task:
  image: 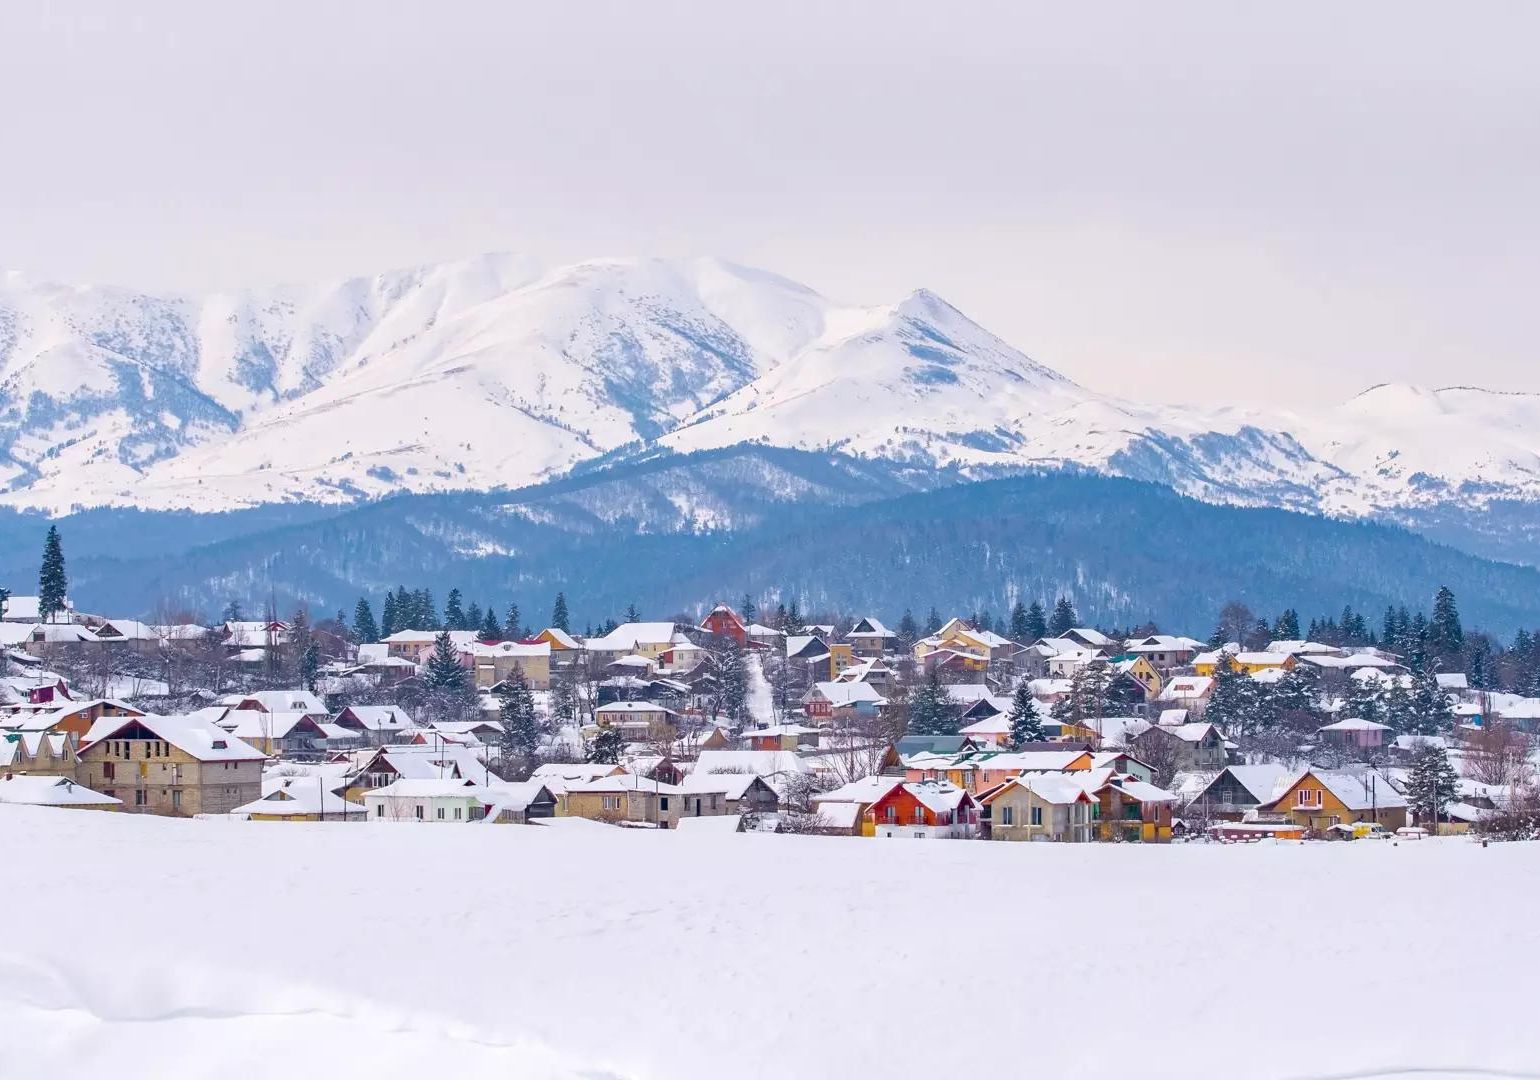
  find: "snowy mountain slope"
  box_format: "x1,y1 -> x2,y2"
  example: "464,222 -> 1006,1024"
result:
2,255 -> 1539,540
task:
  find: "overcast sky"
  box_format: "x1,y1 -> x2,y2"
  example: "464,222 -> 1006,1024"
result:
1,1 -> 1535,406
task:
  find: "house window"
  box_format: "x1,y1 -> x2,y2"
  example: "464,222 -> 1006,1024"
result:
1296,788 -> 1321,808
914,832 -> 925,839
376,805 -> 384,817
415,806 -> 424,820
171,789 -> 182,809
436,807 -> 445,820
134,789 -> 147,806
884,805 -> 896,823
1000,806 -> 1014,826
103,762 -> 115,780
1030,806 -> 1043,826
660,797 -> 669,811
912,806 -> 924,824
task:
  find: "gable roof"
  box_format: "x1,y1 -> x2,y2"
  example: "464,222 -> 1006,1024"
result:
80,713 -> 267,762
0,774 -> 120,806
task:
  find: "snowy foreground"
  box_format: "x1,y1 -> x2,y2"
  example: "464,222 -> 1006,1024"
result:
3,809 -> 1537,1080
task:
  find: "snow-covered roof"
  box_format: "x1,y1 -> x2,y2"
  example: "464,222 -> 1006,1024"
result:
80,713 -> 267,762
981,773 -> 1091,806
595,700 -> 677,715
1319,717 -> 1393,732
1157,676 -> 1213,701
466,640 -> 551,658
813,801 -> 863,829
231,777 -> 365,817
1276,768 -> 1407,811
693,749 -> 811,778
808,681 -> 887,707
0,774 -> 119,806
569,772 -> 683,795
539,627 -> 582,649
585,622 -> 678,651
1195,764 -> 1296,805
1435,673 -> 1470,690
337,705 -> 415,731
677,772 -> 766,799
364,778 -> 482,798
813,775 -> 905,805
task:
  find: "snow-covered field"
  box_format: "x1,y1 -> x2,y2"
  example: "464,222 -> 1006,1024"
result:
3,806 -> 1536,1080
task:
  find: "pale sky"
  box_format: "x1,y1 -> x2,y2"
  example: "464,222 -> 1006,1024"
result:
1,1 -> 1536,407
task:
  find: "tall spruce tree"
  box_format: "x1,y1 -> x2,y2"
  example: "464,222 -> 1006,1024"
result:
1006,682 -> 1044,748
443,589 -> 467,631
1024,600 -> 1048,641
380,592 -> 398,637
551,592 -> 570,633
352,598 -> 379,644
38,526 -> 67,622
497,667 -> 540,773
897,609 -> 919,647
1273,608 -> 1301,640
299,642 -> 321,692
1408,668 -> 1454,736
423,631 -> 469,693
1202,657 -> 1255,736
905,668 -> 958,737
479,607 -> 503,640
1429,586 -> 1464,658
505,602 -> 524,640
1381,678 -> 1415,734
741,594 -> 757,623
1009,600 -> 1031,642
924,607 -> 942,635
1406,742 -> 1459,827
1048,596 -> 1077,637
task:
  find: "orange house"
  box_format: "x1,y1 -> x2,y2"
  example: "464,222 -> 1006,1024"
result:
1262,768 -> 1408,833
866,782 -> 979,839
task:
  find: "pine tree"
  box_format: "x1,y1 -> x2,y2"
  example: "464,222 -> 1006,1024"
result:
506,602 -> 524,639
741,594 -> 757,624
586,725 -> 625,764
1406,742 -> 1459,827
352,598 -> 379,644
711,638 -> 748,724
898,609 -> 919,647
479,607 -> 503,640
551,592 -> 570,633
1430,585 -> 1464,658
1408,668 -> 1453,736
1024,601 -> 1048,641
1006,682 -> 1044,748
1203,658 -> 1255,736
787,598 -> 804,633
905,668 -> 957,737
497,667 -> 540,772
380,592 -> 398,637
550,667 -> 579,726
1048,596 -> 1077,637
1344,677 -> 1384,726
221,599 -> 244,623
416,589 -> 439,630
1381,678 -> 1415,735
1273,608 -> 1301,640
444,589 -> 467,631
299,642 -> 321,692
423,631 -> 469,693
924,607 -> 942,635
38,526 -> 68,622
1009,600 -> 1031,642
624,602 -> 641,623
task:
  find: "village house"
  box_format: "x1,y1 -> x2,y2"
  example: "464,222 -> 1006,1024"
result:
90,619 -> 165,655
1185,764 -> 1295,821
1261,767 -> 1408,833
363,777 -> 496,822
978,774 -> 1094,842
676,772 -> 779,818
233,775 -> 367,821
0,730 -> 81,780
699,604 -> 749,645
846,617 -> 897,658
1316,717 -> 1393,752
594,700 -> 680,741
585,622 -> 683,663
333,705 -> 417,745
866,780 -> 979,839
76,713 -> 265,816
562,772 -> 686,827
1130,721 -> 1230,772
802,680 -> 888,724
465,640 -> 552,690
1121,634 -> 1204,672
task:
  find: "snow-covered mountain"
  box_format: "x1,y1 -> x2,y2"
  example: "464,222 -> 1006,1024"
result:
3,255 -> 1538,536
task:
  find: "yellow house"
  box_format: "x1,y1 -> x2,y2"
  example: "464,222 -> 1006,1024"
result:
1230,652 -> 1296,675
1111,655 -> 1164,697
1262,768 -> 1408,833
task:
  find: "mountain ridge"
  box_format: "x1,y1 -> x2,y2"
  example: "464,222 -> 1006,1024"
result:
3,253 -> 1539,568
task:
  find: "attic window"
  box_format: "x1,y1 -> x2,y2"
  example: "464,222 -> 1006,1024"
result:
212,739 -> 228,749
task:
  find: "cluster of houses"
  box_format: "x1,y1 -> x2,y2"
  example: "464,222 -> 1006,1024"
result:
1,601 -> 1533,842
